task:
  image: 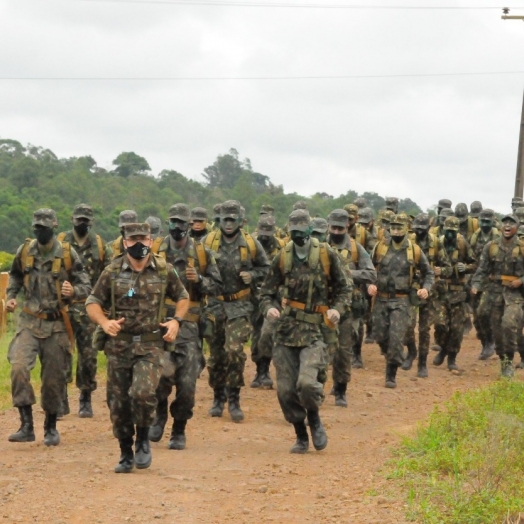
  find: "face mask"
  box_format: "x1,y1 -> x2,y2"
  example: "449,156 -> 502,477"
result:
191,229 -> 207,240
33,227 -> 54,245
391,234 -> 405,244
170,228 -> 187,241
445,230 -> 458,242
330,233 -> 345,244
74,223 -> 90,237
126,242 -> 151,260
480,221 -> 492,234
291,231 -> 309,247
258,235 -> 271,247
414,228 -> 428,241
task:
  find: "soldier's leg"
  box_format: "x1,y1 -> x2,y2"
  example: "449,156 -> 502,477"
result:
446,301 -> 466,370
8,329 -> 39,408
474,292 -> 495,359
255,318 -> 276,388
401,306 -> 417,371
500,302 -> 523,377
250,311 -> 266,387
372,299 -> 389,357
352,318 -> 365,368
332,315 -> 353,407
417,302 -> 431,378
385,300 -> 410,388
149,351 -> 176,442
207,309 -> 228,388
432,299 -> 449,366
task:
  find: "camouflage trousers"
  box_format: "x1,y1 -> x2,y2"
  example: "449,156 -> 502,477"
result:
479,293 -> 523,359
433,298 -> 466,354
273,340 -> 327,423
250,311 -> 275,363
372,298 -> 411,366
105,339 -> 163,440
332,315 -> 357,385
155,339 -> 201,421
207,313 -> 252,389
8,328 -> 71,413
471,292 -> 493,347
70,307 -> 98,392
405,300 -> 433,356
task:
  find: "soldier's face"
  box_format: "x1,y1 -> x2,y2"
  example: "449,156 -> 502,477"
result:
124,235 -> 152,248
347,216 -> 356,227
221,217 -> 240,236
502,220 -> 517,239
329,225 -> 348,235
192,219 -> 206,232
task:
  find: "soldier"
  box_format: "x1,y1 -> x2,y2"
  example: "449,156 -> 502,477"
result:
469,209 -> 501,359
511,197 -> 524,213
310,217 -> 328,242
212,204 -> 222,231
471,214 -> 524,378
260,209 -> 351,453
86,222 -> 189,473
204,201 -> 269,422
432,217 -> 477,370
343,204 -> 376,253
6,209 -> 91,446
249,215 -> 286,388
405,214 -> 451,377
145,216 -> 163,240
470,201 -> 483,219
358,208 -> 378,245
354,197 -> 367,210
429,207 -> 454,238
104,210 -> 138,266
189,207 -> 210,243
515,207 -> 524,227
368,214 -> 434,388
148,205 -> 223,449
455,203 -> 479,242
327,209 -> 376,403
430,198 -> 452,227
57,204 -> 105,418
377,209 -> 394,242
384,197 -> 399,214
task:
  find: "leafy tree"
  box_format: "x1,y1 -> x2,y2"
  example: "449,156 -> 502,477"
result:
111,152 -> 151,178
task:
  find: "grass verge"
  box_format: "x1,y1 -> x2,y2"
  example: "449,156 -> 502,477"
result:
389,379 -> 524,523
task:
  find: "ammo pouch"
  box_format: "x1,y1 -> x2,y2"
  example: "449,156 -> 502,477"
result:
93,324 -> 109,352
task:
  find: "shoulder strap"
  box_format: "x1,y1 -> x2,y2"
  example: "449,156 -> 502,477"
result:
21,238 -> 36,289
318,242 -> 331,279
489,241 -> 498,260
375,240 -> 389,264
57,232 -> 67,243
355,224 -> 366,247
349,238 -> 358,264
279,241 -> 294,276
276,236 -> 286,249
240,230 -> 257,263
428,233 -> 438,260
195,241 -> 207,274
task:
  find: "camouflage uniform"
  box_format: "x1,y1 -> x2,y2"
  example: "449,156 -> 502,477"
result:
7,209 -> 91,446
145,216 -> 163,239
514,207 -> 524,227
432,217 -> 477,370
429,207 -> 454,237
104,210 -> 138,267
189,207 -> 210,243
260,210 -> 351,453
429,198 -> 452,228
471,214 -> 524,377
455,203 -> 479,243
344,204 -> 376,253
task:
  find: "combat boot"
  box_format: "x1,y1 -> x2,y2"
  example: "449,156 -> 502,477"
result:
78,390 -> 93,418
227,388 -> 244,423
306,410 -> 328,451
447,352 -> 459,371
259,358 -> 274,389
250,361 -> 263,388
148,398 -> 168,442
209,386 -> 227,417
401,341 -> 417,371
478,343 -> 495,361
8,405 -> 35,443
290,421 -> 309,454
501,358 -> 515,379
43,413 -> 60,446
334,382 -> 348,408
352,345 -> 364,369
134,426 -> 152,469
417,353 -> 428,378
430,344 -> 441,352
168,420 -> 187,450
433,348 -> 447,366
385,363 -> 398,389
114,437 -> 134,473
57,387 -> 70,420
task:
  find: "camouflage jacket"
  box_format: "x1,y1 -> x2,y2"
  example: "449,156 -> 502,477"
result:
103,236 -> 125,268
411,233 -> 453,277
7,238 -> 92,337
86,254 -> 189,335
471,235 -> 524,304
469,227 -> 501,259
260,242 -> 352,347
348,223 -> 375,253
252,234 -> 285,263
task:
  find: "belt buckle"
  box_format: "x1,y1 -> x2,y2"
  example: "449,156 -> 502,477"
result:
132,335 -> 141,343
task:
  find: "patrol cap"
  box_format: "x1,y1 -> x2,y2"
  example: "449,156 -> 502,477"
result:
381,209 -> 395,223
124,222 -> 151,239
501,214 -> 518,224
390,214 -> 408,227
343,204 -> 359,218
213,203 -> 222,219
413,213 -> 430,228
439,208 -> 454,218
72,203 -> 94,220
357,207 -> 374,224
32,208 -> 58,228
444,216 -> 460,231
438,199 -> 452,209
221,200 -> 242,219
118,210 -> 138,227
292,200 -> 308,211
354,197 -> 367,209
311,217 -> 328,233
145,216 -> 162,234
455,203 -> 468,222
259,204 -> 275,215
479,208 -> 495,220
168,203 -> 190,221
190,207 -> 208,221
328,209 -> 349,227
288,209 -> 311,232
257,215 -> 276,235
470,201 -> 483,217
385,196 -> 399,209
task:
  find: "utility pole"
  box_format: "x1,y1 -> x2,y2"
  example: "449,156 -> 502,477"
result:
502,8 -> 524,197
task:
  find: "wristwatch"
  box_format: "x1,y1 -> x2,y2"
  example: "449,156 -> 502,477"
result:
174,316 -> 184,324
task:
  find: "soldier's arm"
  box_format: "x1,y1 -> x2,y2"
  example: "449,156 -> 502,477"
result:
470,243 -> 492,291
418,251 -> 435,292
199,249 -> 224,297
6,245 -> 25,301
69,247 -> 92,300
259,254 -> 284,316
328,248 -> 352,314
436,240 -> 453,278
351,243 -> 377,285
248,238 -> 270,282
464,242 -> 478,274
166,264 -> 190,319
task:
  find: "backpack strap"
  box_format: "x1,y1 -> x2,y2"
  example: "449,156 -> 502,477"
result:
350,238 -> 358,264
194,241 -> 208,275
355,224 -> 366,247
151,236 -> 163,255
153,254 -> 168,324
21,238 -> 36,290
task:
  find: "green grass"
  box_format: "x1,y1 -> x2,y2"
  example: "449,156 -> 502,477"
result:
389,380 -> 524,524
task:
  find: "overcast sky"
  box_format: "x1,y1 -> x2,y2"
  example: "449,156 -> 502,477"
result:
0,0 -> 523,213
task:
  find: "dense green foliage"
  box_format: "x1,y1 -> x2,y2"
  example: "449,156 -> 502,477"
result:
390,380 -> 524,523
0,139 -> 423,253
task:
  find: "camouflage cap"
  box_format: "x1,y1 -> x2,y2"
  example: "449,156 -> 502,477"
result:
515,207 -> 524,218
124,222 -> 151,239
353,197 -> 367,209
413,213 -> 430,228
501,213 -> 518,224
190,207 -> 208,221
32,208 -> 58,228
311,217 -> 328,233
390,214 -> 408,227
145,216 -> 162,234
168,203 -> 190,221
381,209 -> 395,223
343,204 -> 359,217
257,215 -> 276,235
213,203 -> 222,218
357,207 -> 374,224
328,209 -> 349,227
72,203 -> 94,220
439,208 -> 454,218
292,200 -> 308,211
118,210 -> 138,227
479,208 -> 495,220
438,199 -> 452,209
385,196 -> 399,207
455,203 -> 468,222
288,209 -> 311,232
444,216 -> 460,231
259,204 -> 275,215
221,200 -> 242,219
470,200 -> 483,217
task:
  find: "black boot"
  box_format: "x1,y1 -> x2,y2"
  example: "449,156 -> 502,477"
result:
8,406 -> 35,443
479,343 -> 495,361
447,352 -> 459,371
306,410 -> 328,451
43,413 -> 60,446
433,348 -> 447,366
352,345 -> 364,369
227,388 -> 244,423
501,355 -> 515,379
334,382 -> 348,408
250,361 -> 263,388
401,342 -> 417,371
417,353 -> 428,378
431,344 -> 441,352
148,398 -> 168,442
114,437 -> 134,473
168,420 -> 187,450
78,390 -> 93,418
134,426 -> 152,469
290,421 -> 309,454
58,387 -> 70,420
259,358 -> 274,389
209,387 -> 227,417
385,363 -> 397,388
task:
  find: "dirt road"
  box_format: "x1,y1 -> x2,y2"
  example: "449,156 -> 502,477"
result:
0,333 -> 501,523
